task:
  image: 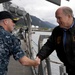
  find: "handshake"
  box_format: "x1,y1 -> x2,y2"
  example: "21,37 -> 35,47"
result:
21,56 -> 41,67
33,57 -> 41,67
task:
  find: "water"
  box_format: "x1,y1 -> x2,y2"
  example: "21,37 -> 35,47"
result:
31,31 -> 62,75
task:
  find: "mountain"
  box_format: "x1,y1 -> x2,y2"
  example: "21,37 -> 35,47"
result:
31,15 -> 56,28
16,15 -> 56,28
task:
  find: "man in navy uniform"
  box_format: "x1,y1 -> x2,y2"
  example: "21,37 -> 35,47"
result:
0,11 -> 38,75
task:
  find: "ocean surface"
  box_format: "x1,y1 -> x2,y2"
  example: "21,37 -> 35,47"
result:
31,31 -> 63,75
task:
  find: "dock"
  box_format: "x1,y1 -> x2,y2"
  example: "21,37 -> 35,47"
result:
7,40 -> 33,75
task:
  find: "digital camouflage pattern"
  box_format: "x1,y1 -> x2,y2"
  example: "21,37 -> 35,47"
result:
0,26 -> 25,75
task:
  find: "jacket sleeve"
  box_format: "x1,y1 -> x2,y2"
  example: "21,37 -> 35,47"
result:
37,33 -> 55,61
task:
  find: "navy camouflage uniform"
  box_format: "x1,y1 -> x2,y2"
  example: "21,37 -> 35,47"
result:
0,26 -> 25,75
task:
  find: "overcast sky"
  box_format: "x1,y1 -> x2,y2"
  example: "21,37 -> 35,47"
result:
1,0 -> 75,25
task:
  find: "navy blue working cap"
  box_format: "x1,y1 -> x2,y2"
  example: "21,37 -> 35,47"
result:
0,11 -> 19,23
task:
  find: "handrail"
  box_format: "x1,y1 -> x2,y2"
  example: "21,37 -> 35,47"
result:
38,35 -> 52,75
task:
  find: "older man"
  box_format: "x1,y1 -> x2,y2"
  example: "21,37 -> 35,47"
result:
0,11 -> 39,75
36,6 -> 75,75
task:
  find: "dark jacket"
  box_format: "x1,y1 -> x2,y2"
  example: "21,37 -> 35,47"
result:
37,19 -> 75,68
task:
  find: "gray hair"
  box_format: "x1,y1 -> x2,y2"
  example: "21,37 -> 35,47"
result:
62,6 -> 74,17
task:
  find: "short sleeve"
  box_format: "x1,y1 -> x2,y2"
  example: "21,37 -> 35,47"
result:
9,35 -> 25,60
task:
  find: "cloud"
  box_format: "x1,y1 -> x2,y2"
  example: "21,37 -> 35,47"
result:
0,4 -> 4,11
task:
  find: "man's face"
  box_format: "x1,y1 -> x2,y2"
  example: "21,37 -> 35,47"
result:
55,9 -> 70,29
5,19 -> 15,32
